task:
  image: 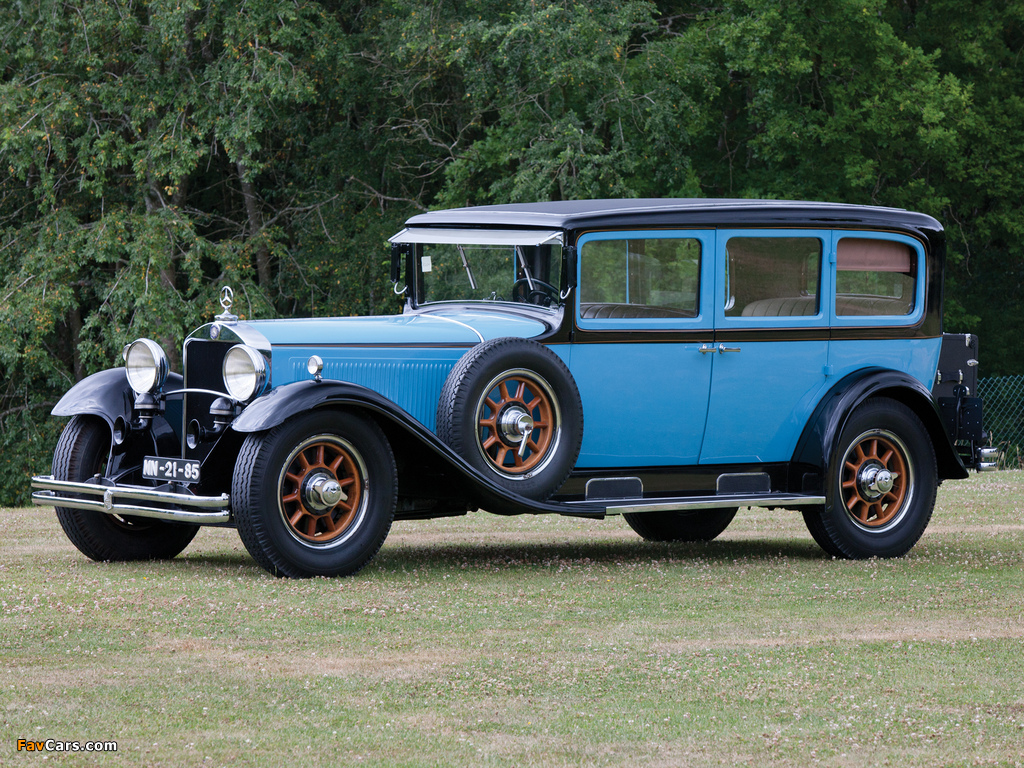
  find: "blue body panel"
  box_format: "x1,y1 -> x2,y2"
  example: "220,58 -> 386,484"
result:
275,347 -> 464,432
242,309 -> 551,431
700,229 -> 831,462
700,341 -> 831,463
571,343 -> 713,467
828,338 -> 942,392
565,226 -> 941,468
248,310 -> 549,347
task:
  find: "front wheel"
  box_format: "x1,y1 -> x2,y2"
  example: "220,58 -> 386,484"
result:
232,410 -> 397,578
53,415 -> 200,562
815,397 -> 937,559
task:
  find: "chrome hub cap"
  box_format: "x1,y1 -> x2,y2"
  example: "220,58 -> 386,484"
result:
857,464 -> 897,501
840,429 -> 912,532
277,434 -> 367,546
302,473 -> 345,515
498,406 -> 534,445
475,368 -> 561,477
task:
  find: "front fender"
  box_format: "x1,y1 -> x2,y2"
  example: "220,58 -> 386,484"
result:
52,368 -> 137,426
231,379 -> 391,433
792,368 -> 967,481
231,380 -> 603,518
51,368 -> 184,455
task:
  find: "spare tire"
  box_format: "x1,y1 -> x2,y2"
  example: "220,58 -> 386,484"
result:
436,337 -> 583,499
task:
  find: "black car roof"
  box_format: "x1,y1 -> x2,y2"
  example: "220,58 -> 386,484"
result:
405,198 -> 942,236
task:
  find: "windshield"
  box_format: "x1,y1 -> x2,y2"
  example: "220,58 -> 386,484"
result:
415,241 -> 564,308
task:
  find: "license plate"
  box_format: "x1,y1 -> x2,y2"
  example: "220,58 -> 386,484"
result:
142,456 -> 201,485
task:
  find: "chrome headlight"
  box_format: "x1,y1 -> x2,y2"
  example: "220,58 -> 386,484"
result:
123,338 -> 169,394
223,344 -> 267,402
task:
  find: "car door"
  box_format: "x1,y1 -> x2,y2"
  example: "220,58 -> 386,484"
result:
698,229 -> 832,464
568,230 -> 715,468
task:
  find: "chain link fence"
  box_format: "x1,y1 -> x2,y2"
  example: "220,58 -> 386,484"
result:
979,375 -> 1024,468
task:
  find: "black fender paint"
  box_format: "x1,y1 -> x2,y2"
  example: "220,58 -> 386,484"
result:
792,368 -> 967,482
50,368 -> 184,458
230,379 -> 605,518
52,368 -> 142,426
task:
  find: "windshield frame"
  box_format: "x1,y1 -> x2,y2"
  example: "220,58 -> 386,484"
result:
389,228 -> 567,310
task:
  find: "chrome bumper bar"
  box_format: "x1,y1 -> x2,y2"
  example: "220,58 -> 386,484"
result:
31,476 -> 231,524
978,447 -> 1000,472
563,492 -> 827,516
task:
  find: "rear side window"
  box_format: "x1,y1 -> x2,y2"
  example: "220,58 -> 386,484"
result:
580,237 -> 701,318
835,238 -> 916,316
726,237 -> 822,318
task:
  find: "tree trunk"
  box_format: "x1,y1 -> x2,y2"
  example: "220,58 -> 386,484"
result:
237,161 -> 272,289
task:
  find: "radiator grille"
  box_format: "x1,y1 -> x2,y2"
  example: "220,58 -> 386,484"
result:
182,339 -> 234,459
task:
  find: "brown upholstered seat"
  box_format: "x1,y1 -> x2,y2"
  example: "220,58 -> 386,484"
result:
740,296 -> 819,317
739,295 -> 912,317
579,303 -> 697,319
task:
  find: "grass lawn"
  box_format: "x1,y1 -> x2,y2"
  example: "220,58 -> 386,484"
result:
3,471 -> 1024,767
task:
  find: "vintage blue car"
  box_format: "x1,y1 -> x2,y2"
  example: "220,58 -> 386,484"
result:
32,199 -> 997,577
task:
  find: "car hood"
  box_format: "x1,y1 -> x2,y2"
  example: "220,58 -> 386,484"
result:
242,307 -> 553,347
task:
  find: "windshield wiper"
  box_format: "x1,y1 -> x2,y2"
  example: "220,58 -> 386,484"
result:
514,245 -> 535,291
456,245 -> 477,290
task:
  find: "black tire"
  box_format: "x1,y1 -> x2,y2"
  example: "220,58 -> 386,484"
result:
53,415 -> 200,562
436,337 -> 583,499
816,397 -> 937,559
801,505 -> 845,558
232,410 -> 397,578
623,507 -> 738,542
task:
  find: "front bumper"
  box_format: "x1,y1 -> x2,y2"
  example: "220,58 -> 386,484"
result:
31,476 -> 231,524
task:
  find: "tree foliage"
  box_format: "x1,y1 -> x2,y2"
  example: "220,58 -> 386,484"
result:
1,0 -> 1023,502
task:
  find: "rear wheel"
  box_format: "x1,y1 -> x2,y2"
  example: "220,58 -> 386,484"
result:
53,415 -> 200,561
815,398 -> 937,559
232,410 -> 397,578
623,507 -> 738,542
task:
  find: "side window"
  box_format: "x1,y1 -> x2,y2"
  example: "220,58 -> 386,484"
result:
725,237 -> 822,318
835,238 -> 916,316
580,238 -> 701,318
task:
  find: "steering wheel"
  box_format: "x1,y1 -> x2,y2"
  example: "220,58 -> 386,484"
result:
511,277 -> 560,306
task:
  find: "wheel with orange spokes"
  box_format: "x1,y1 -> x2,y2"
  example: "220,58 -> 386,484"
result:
839,431 -> 909,530
278,435 -> 365,545
474,368 -> 558,476
814,397 -> 936,559
437,337 -> 583,499
232,410 -> 396,578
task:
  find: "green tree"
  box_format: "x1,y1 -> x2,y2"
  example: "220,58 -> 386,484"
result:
0,0 -> 352,499
884,0 -> 1024,374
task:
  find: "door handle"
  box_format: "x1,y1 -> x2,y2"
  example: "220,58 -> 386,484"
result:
700,343 -> 740,354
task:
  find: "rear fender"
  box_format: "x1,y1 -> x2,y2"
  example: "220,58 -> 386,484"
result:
792,368 -> 967,482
